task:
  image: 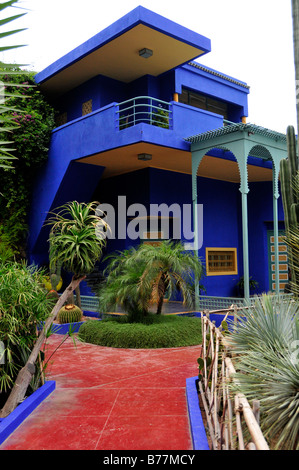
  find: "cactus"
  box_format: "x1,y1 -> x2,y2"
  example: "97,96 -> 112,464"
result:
280,126 -> 299,231
280,125 -> 299,291
57,304 -> 83,324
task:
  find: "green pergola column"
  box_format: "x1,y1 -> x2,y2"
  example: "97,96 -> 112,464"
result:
188,122 -> 288,303
228,139 -> 251,301
192,150 -> 206,308
271,155 -> 282,295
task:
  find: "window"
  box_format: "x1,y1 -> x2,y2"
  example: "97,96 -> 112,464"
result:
82,99 -> 92,116
206,248 -> 238,276
179,88 -> 228,120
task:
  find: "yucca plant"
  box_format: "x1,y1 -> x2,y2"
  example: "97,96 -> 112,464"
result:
99,240 -> 204,321
47,200 -> 108,306
47,201 -> 107,278
226,294 -> 299,450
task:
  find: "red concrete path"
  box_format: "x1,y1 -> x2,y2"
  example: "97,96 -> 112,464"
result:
0,334 -> 202,450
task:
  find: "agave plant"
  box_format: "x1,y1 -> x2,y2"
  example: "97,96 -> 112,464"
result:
99,240 -> 204,320
226,294 -> 299,450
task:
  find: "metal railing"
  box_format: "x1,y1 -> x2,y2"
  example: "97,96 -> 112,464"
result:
198,311 -> 269,450
115,96 -> 173,130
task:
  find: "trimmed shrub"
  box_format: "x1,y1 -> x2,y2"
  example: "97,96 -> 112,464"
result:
78,314 -> 202,349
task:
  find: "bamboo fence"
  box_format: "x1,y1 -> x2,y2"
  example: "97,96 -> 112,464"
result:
197,307 -> 269,450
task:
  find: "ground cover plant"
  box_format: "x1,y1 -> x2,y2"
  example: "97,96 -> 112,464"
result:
78,314 -> 202,349
226,294 -> 299,450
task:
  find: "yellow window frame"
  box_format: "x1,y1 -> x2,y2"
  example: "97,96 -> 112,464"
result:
206,247 -> 238,276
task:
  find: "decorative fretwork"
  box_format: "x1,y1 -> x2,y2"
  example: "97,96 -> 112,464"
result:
82,99 -> 92,116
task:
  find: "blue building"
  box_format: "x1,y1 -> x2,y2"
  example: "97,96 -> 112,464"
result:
29,6 -> 289,307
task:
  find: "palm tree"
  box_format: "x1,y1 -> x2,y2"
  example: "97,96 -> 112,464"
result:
99,240 -> 204,320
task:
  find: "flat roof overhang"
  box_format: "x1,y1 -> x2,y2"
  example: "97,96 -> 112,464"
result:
35,6 -> 211,96
76,142 -> 274,183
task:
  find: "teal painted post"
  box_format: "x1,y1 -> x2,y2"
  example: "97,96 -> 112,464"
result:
233,139 -> 250,302
273,195 -> 280,294
241,191 -> 250,300
272,158 -> 281,295
192,150 -> 205,310
192,172 -> 199,309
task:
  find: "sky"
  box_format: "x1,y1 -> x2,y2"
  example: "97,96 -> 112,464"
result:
0,0 -> 297,134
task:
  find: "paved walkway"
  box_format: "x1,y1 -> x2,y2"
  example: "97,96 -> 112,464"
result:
0,334 -> 202,450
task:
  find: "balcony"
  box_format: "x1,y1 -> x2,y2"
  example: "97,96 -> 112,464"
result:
115,96 -> 173,130
52,96 -> 226,160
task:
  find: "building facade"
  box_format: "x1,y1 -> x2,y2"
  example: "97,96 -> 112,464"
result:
29,6 -> 288,302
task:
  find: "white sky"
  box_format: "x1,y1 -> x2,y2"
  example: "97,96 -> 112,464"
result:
1,0 -> 297,134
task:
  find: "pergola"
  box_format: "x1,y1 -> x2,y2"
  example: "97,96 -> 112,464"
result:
186,122 -> 288,300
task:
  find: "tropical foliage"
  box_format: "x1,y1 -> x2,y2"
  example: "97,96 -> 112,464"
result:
0,260 -> 52,405
226,295 -> 299,450
0,68 -> 55,259
98,240 -> 204,322
0,0 -> 28,169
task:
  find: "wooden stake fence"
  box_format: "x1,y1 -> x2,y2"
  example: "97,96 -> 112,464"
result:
197,309 -> 269,450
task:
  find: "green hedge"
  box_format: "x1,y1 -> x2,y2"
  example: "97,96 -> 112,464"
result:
78,314 -> 202,349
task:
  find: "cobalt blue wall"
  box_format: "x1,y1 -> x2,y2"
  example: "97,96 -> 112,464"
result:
32,164 -> 282,299
174,64 -> 249,120
54,74 -> 127,120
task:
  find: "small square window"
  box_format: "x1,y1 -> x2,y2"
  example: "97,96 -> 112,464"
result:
206,248 -> 238,276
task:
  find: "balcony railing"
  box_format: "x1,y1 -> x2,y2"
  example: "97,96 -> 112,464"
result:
115,96 -> 173,130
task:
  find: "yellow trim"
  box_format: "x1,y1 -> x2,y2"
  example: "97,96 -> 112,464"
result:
205,247 -> 238,276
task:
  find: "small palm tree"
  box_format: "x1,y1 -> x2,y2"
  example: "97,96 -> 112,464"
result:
99,240 -> 204,320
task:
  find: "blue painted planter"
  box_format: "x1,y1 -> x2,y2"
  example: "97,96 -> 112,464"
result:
49,321 -> 85,335
38,311 -> 102,335
186,376 -> 210,450
0,381 -> 56,445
